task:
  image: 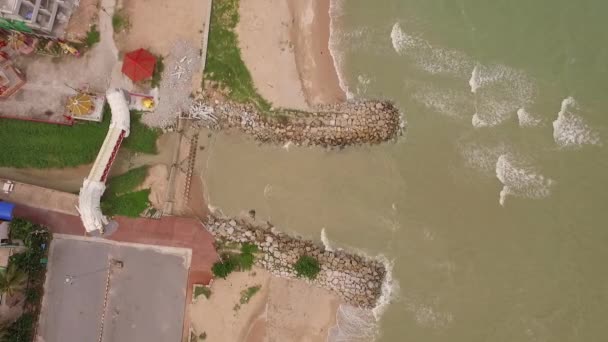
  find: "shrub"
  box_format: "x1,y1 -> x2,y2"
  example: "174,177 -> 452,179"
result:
237,252 -> 254,270
240,242 -> 258,255
294,255 -> 321,279
3,312 -> 35,342
85,25 -> 100,46
8,219 -> 35,241
112,11 -> 130,32
239,285 -> 261,304
211,256 -> 238,279
193,286 -> 211,300
151,56 -> 164,88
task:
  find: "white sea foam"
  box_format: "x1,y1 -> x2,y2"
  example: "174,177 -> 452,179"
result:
459,140 -> 511,176
328,305 -> 378,342
391,23 -> 536,127
495,154 -> 555,206
329,0 -> 354,99
469,65 -> 480,93
391,22 -> 472,77
471,64 -> 536,128
355,74 -> 372,96
403,295 -> 453,328
320,228 -> 334,252
517,108 -> 542,127
552,97 -> 600,147
327,255 -> 398,342
263,184 -> 272,198
412,85 -> 474,120
282,141 -> 293,150
373,255 -> 399,320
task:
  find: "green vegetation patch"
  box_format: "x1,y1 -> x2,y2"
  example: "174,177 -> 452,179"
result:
151,56 -> 165,88
101,189 -> 150,217
105,166 -> 148,196
211,253 -> 241,279
112,10 -> 130,33
0,115 -> 108,168
124,111 -> 160,154
2,312 -> 35,342
205,0 -> 270,110
0,106 -> 159,169
2,220 -> 50,342
294,255 -> 321,279
84,24 -> 100,47
193,285 -> 212,300
239,285 -> 261,304
101,166 -> 150,217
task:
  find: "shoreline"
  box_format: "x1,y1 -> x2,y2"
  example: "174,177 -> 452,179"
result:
287,0 -> 347,106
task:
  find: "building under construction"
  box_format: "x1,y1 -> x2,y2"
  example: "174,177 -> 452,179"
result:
0,0 -> 74,36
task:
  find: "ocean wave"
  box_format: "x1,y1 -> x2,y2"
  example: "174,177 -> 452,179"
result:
328,0 -> 353,99
552,97 -> 600,147
517,108 -> 542,127
495,154 -> 555,206
328,305 -> 378,342
403,295 -> 453,329
320,228 -> 334,252
390,22 -> 472,77
412,85 -> 474,120
355,74 -> 372,96
459,140 -> 511,176
391,22 -> 536,127
470,64 -> 536,128
327,254 -> 398,342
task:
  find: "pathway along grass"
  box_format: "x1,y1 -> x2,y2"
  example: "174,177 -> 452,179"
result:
205,0 -> 270,111
0,106 -> 160,168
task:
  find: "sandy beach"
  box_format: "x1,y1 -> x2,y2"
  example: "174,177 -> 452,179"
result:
189,268 -> 340,341
237,0 -> 346,108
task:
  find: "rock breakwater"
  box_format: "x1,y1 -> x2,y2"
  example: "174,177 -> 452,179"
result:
192,91 -> 404,147
206,216 -> 386,309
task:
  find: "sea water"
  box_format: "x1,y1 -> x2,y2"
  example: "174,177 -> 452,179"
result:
202,1 -> 608,341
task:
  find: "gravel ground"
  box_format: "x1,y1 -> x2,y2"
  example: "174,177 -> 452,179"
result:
142,40 -> 201,128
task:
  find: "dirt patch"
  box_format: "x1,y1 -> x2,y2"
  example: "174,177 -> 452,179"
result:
189,268 -> 340,342
114,0 -> 206,57
65,0 -> 100,42
138,164 -> 169,210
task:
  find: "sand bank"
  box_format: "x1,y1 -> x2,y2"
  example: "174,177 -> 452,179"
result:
237,0 -> 346,108
189,268 -> 340,341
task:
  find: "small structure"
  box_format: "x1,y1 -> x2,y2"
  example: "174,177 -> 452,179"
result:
0,60 -> 25,99
66,92 -> 105,122
121,48 -> 156,82
1,179 -> 14,194
0,0 -> 74,35
0,201 -> 15,221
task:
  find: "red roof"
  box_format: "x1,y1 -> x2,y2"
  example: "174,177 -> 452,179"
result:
121,48 -> 157,82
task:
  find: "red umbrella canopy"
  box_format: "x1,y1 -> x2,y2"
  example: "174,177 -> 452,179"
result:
121,48 -> 157,82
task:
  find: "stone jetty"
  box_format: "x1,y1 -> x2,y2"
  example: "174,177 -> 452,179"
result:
192,91 -> 404,147
206,216 -> 386,309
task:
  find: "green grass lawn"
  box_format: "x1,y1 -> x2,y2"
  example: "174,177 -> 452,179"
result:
105,166 -> 148,196
101,166 -> 151,217
205,0 -> 271,111
0,106 -> 160,168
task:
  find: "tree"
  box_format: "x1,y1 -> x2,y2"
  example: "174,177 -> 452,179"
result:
1,313 -> 34,342
294,255 -> 321,279
0,264 -> 27,301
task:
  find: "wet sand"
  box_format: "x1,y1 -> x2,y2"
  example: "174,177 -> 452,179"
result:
237,0 -> 346,108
